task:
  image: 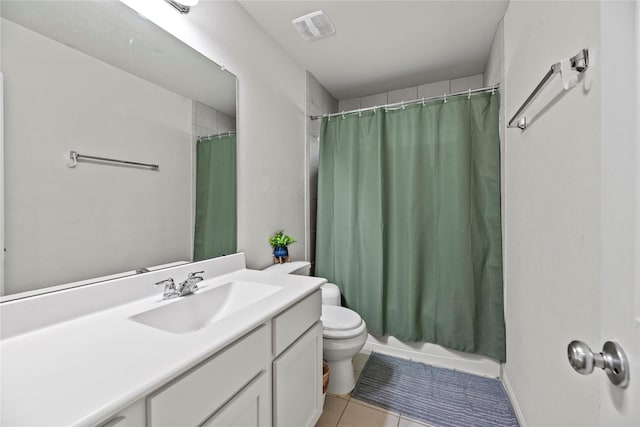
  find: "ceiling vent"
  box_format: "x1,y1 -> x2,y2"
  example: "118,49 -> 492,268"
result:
292,11 -> 336,41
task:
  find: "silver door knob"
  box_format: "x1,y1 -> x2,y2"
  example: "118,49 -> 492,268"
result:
567,340 -> 629,388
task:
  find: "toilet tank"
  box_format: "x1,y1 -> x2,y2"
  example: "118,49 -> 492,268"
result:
262,261 -> 341,306
261,261 -> 311,276
320,283 -> 341,306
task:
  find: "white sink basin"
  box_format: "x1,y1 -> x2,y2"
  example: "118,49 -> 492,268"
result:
130,280 -> 281,334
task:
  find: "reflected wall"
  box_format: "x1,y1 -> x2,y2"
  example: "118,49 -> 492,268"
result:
1,1 -> 237,296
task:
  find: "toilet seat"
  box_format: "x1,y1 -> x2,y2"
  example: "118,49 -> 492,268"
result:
321,305 -> 366,339
323,321 -> 367,340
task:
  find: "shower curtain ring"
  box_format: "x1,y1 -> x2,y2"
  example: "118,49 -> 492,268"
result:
422,97 -> 426,106
443,93 -> 447,103
342,111 -> 346,120
467,88 -> 471,99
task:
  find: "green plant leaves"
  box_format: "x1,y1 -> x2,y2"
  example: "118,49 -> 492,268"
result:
268,230 -> 297,248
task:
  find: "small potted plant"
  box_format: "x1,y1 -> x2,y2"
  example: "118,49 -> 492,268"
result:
269,230 -> 296,264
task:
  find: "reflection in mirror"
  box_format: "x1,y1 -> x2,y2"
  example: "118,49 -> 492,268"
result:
1,1 -> 237,298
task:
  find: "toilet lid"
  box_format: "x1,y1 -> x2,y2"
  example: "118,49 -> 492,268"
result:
321,305 -> 362,331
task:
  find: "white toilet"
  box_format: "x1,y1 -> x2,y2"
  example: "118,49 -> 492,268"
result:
262,261 -> 368,395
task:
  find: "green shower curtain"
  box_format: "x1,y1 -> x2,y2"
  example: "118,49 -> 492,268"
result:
315,92 -> 505,361
194,134 -> 237,261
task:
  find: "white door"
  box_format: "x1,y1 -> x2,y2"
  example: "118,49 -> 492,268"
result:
1,72 -> 4,296
599,1 -> 640,424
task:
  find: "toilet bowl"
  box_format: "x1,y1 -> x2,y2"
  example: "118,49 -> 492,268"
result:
321,305 -> 368,394
262,261 -> 368,395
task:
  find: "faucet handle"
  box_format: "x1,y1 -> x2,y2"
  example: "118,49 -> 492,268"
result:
155,278 -> 178,299
155,278 -> 175,288
175,271 -> 204,296
187,271 -> 204,281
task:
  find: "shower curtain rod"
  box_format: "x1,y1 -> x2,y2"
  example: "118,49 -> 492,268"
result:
197,130 -> 236,142
310,84 -> 499,121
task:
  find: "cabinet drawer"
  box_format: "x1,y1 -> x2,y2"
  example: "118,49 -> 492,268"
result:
272,290 -> 321,356
147,325 -> 270,427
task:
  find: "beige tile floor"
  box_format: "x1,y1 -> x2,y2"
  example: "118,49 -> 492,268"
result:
316,352 -> 434,427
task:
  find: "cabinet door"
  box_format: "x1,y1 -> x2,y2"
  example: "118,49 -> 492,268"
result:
273,322 -> 323,427
202,372 -> 270,427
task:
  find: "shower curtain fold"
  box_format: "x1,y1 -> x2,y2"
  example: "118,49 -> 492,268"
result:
194,133 -> 237,261
315,92 -> 505,361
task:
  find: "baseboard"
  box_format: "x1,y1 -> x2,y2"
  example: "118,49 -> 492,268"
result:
500,368 -> 527,427
365,335 -> 501,378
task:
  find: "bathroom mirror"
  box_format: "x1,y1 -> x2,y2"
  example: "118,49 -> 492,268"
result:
1,1 -> 237,298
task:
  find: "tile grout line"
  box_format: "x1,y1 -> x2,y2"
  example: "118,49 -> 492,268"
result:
334,396 -> 350,427
344,396 -> 404,426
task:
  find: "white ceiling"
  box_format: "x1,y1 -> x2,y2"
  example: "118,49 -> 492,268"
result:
239,0 -> 509,100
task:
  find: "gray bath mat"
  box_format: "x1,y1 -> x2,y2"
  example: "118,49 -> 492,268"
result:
352,352 -> 519,427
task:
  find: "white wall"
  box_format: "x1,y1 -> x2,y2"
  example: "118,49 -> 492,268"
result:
337,74 -> 485,112
2,19 -> 193,294
119,0 -> 308,269
501,1 -> 601,425
193,102 -> 235,139
305,72 -> 337,272
484,19 -> 504,88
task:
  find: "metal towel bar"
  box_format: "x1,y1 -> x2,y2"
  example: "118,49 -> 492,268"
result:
67,151 -> 159,170
508,48 -> 589,130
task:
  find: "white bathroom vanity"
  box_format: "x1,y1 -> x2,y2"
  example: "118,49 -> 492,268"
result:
0,253 -> 325,426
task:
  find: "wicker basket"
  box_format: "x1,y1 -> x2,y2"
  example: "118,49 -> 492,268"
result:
322,360 -> 330,394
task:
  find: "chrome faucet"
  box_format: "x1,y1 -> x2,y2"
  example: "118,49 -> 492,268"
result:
177,271 -> 204,297
154,271 -> 204,299
155,278 -> 179,300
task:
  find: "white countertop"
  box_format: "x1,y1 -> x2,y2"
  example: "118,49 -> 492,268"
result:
0,265 -> 324,427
